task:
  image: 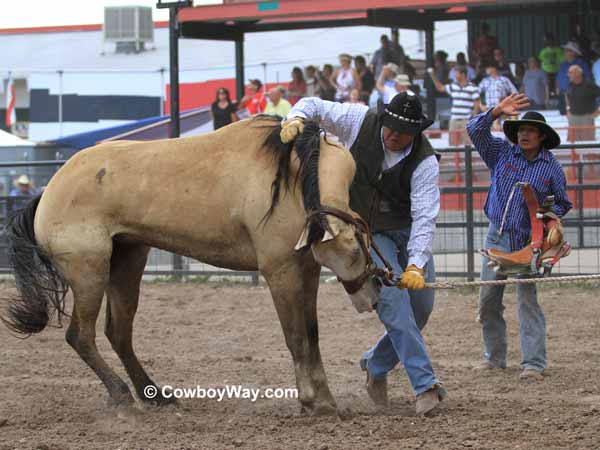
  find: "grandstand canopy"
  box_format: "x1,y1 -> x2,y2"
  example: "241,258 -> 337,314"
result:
178,0 -> 576,38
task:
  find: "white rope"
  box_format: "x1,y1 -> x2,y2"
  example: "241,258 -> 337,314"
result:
423,273 -> 600,289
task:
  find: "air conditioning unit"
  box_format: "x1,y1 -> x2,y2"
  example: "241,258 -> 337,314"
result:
103,6 -> 154,53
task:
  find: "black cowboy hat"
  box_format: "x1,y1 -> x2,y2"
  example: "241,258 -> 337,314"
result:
379,92 -> 434,135
503,111 -> 561,150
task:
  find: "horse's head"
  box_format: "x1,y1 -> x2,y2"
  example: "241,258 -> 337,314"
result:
295,207 -> 381,313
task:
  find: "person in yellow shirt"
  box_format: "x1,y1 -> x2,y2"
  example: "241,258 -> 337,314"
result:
265,86 -> 292,117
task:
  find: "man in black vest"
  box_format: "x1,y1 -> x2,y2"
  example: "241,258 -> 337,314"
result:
281,92 -> 445,416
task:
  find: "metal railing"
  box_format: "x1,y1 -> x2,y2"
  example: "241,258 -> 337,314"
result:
1,141 -> 600,282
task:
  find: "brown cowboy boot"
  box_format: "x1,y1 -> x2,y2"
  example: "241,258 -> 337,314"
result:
360,358 -> 388,408
415,384 -> 447,416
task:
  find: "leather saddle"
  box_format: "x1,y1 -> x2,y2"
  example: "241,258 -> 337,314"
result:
480,183 -> 571,276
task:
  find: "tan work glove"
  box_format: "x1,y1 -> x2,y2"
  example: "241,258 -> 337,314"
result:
280,117 -> 305,143
400,264 -> 425,290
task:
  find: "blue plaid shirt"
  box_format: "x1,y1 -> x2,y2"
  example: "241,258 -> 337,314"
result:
467,110 -> 572,251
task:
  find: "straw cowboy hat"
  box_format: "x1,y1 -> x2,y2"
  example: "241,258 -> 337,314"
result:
15,174 -> 31,186
338,53 -> 353,62
503,111 -> 561,150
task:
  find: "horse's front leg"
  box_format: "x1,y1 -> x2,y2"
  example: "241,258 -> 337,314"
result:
300,261 -> 337,415
264,262 -> 337,415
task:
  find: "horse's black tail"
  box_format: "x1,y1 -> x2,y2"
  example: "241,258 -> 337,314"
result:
1,194 -> 69,335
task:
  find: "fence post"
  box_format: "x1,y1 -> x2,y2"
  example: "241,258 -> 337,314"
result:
577,161 -> 584,249
465,146 -> 475,281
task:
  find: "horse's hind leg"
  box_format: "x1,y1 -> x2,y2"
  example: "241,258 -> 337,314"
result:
104,242 -> 174,405
63,244 -> 135,408
264,261 -> 337,415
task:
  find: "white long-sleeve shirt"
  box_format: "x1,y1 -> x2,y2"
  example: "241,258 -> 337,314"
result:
286,97 -> 440,268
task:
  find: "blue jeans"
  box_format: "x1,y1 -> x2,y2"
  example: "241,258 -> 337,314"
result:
361,227 -> 438,395
479,223 -> 546,371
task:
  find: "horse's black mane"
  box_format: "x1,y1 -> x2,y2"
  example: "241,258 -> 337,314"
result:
253,115 -> 330,245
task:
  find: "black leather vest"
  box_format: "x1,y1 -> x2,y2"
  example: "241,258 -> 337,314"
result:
348,111 -> 436,232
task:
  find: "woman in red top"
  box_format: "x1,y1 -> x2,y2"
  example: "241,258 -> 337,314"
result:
239,79 -> 267,115
287,67 -> 307,106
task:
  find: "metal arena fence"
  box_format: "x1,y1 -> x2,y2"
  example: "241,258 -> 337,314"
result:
1,141 -> 600,282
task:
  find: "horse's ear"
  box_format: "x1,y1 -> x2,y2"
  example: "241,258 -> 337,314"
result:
294,224 -> 311,251
321,216 -> 343,243
294,216 -> 344,251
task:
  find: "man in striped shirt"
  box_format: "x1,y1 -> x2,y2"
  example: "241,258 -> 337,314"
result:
428,65 -> 481,145
467,93 -> 572,381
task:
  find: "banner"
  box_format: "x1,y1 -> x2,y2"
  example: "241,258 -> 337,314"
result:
5,73 -> 16,128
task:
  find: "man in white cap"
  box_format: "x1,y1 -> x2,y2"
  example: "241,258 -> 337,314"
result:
556,41 -> 592,115
376,73 -> 412,104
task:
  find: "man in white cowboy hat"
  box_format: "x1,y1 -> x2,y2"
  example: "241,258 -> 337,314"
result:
467,93 -> 572,381
556,41 -> 592,115
9,174 -> 36,212
9,174 -> 34,197
280,92 -> 445,416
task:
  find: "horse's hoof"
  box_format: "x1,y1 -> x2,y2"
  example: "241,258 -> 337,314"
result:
139,385 -> 178,406
312,402 -> 338,416
301,400 -> 337,416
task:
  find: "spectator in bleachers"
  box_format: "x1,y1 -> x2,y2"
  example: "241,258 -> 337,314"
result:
396,54 -> 417,84
370,35 -> 393,80
354,55 -> 375,104
332,54 -> 360,103
389,29 -> 406,65
376,73 -> 412,104
304,65 -> 320,97
522,57 -> 548,110
239,79 -> 267,115
433,51 -> 450,84
265,85 -> 292,118
449,52 -> 476,82
472,22 -> 498,69
288,67 -> 307,106
571,23 -> 594,64
493,48 -> 516,85
210,87 -> 239,130
347,88 -> 366,105
557,41 -> 592,115
479,61 -> 517,111
514,62 -> 525,91
428,66 -> 481,145
318,64 -> 336,101
9,175 -> 36,212
592,54 -> 600,87
539,33 -> 563,96
566,64 -> 600,142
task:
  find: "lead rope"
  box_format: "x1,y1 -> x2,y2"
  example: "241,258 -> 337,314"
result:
421,273 -> 600,289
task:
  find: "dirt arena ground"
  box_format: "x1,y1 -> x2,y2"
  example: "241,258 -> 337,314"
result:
1,281 -> 599,450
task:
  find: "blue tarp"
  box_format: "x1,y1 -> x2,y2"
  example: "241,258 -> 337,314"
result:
48,114 -> 168,150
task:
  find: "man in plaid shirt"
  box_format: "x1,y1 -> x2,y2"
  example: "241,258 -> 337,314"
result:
479,61 -> 517,109
467,93 -> 572,381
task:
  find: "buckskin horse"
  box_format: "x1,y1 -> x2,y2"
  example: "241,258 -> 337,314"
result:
1,117 -> 380,416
